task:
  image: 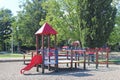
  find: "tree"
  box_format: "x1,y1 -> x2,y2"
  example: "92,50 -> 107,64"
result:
108,6 -> 120,46
15,0 -> 117,49
15,0 -> 46,47
41,0 -> 89,47
0,8 -> 13,51
85,0 -> 117,47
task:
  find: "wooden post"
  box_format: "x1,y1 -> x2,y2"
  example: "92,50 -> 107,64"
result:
75,51 -> 77,68
96,49 -> 99,69
86,48 -> 90,66
66,51 -> 69,67
88,54 -> 90,66
55,48 -> 58,72
54,35 -> 58,72
70,49 -> 73,69
31,52 -> 33,58
23,54 -> 25,64
48,35 -> 51,71
41,35 -> 45,74
78,54 -> 80,66
106,48 -> 109,68
36,35 -> 39,54
83,50 -> 86,70
36,35 -> 39,72
36,65 -> 39,72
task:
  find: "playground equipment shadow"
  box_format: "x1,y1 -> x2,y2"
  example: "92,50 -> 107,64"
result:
23,67 -> 93,77
21,63 -> 120,79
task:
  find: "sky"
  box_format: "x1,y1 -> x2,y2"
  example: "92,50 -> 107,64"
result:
0,0 -> 21,16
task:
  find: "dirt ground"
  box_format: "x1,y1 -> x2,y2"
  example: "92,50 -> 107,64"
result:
0,61 -> 120,80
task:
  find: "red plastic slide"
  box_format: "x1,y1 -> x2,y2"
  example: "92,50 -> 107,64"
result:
20,54 -> 42,74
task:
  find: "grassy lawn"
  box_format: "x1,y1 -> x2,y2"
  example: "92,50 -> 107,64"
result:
0,53 -> 31,58
0,53 -> 23,58
109,60 -> 120,63
0,52 -> 120,64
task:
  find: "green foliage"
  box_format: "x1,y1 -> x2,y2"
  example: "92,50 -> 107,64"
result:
41,0 -> 89,47
85,0 -> 117,47
108,10 -> 120,45
41,0 -> 68,45
108,26 -> 120,45
41,0 -> 117,48
12,0 -> 117,49
0,8 -> 13,51
15,0 -> 46,47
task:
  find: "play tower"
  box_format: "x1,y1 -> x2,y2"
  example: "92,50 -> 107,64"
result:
35,22 -> 58,73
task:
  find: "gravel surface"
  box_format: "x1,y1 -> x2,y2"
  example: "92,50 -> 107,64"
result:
0,61 -> 120,80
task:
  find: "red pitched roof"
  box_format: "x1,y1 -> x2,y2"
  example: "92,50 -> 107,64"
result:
35,23 -> 57,35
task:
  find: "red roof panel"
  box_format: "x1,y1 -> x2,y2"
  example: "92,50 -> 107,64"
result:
35,23 -> 57,35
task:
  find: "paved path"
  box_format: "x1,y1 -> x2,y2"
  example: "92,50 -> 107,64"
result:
0,61 -> 120,80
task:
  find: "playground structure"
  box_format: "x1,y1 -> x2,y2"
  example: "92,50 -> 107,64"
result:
20,22 -> 110,74
35,22 -> 58,73
60,47 -> 110,69
86,47 -> 110,69
22,47 -> 110,73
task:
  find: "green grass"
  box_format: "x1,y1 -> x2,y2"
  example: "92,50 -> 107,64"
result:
98,59 -> 120,64
0,53 -> 24,58
109,60 -> 120,62
0,53 -> 34,59
98,59 -> 120,62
